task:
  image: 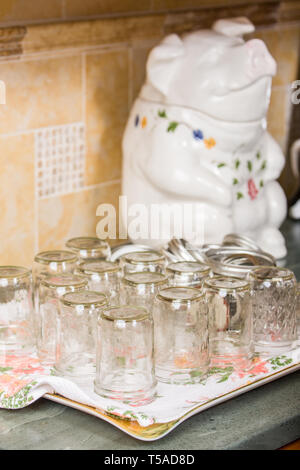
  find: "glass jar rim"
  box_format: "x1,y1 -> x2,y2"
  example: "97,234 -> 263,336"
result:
100,305 -> 150,322
122,272 -> 168,286
204,276 -> 250,292
249,266 -> 295,282
0,265 -> 31,280
77,260 -> 120,274
124,250 -> 165,264
166,261 -> 210,275
66,237 -> 109,253
61,290 -> 107,307
34,250 -> 77,265
157,286 -> 204,303
41,273 -> 88,289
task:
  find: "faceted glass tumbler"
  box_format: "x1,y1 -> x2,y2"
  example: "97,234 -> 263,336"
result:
153,287 -> 209,384
166,261 -> 211,288
120,250 -> 166,274
249,267 -> 297,355
120,272 -> 168,312
0,266 -> 35,356
204,277 -> 253,367
66,236 -> 111,263
55,290 -> 108,381
76,260 -> 121,305
94,306 -> 156,404
37,273 -> 88,365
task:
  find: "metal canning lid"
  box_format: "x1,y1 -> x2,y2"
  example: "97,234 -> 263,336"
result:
61,290 -> 107,307
157,286 -> 204,303
166,261 -> 210,275
78,260 -> 120,274
66,237 -> 109,253
0,266 -> 31,280
110,243 -> 151,262
124,250 -> 164,264
249,266 -> 295,282
34,250 -> 77,265
41,273 -> 88,289
222,233 -> 263,252
122,272 -> 168,286
203,247 -> 276,278
204,276 -> 250,292
101,305 -> 149,322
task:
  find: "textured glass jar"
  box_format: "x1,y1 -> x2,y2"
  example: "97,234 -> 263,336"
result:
120,272 -> 168,312
153,287 -> 209,384
76,260 -> 121,305
204,277 -> 253,366
37,273 -> 88,365
66,237 -> 111,263
166,261 -> 211,288
94,306 -> 156,404
120,250 -> 166,274
55,290 -> 108,381
32,250 -> 78,328
0,266 -> 35,355
249,267 -> 297,355
296,282 -> 300,340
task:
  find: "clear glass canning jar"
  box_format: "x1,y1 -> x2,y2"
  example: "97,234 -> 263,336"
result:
166,261 -> 211,288
120,272 -> 168,312
37,273 -> 88,365
54,290 -> 108,381
153,286 -> 209,384
120,250 -> 166,274
76,260 -> 121,305
94,305 -> 156,404
66,236 -> 111,263
248,267 -> 297,355
0,266 -> 35,356
204,277 -> 253,367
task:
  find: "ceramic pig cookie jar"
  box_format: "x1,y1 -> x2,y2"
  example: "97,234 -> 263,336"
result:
122,17 -> 287,259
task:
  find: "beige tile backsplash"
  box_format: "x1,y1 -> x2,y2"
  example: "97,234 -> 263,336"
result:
0,3 -> 298,266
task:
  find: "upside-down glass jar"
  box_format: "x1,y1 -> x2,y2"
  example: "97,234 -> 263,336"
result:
94,305 -> 156,404
120,272 -> 168,312
166,261 -> 211,288
0,266 -> 35,356
37,273 -> 88,365
120,250 -> 166,274
249,267 -> 297,355
76,260 -> 121,305
66,237 -> 111,263
54,290 -> 108,382
204,277 -> 253,367
153,287 -> 209,384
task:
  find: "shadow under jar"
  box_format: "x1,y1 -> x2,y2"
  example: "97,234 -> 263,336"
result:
37,273 -> 88,365
76,260 -> 121,306
120,272 -> 168,313
249,267 -> 297,356
204,277 -> 253,367
153,287 -> 209,384
166,261 -> 211,288
94,305 -> 156,404
66,236 -> 111,263
120,250 -> 166,274
54,290 -> 108,382
0,266 -> 35,356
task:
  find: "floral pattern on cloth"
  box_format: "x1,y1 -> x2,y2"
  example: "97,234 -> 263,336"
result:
0,346 -> 299,439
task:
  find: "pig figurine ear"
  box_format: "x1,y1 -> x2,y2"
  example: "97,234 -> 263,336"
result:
146,34 -> 184,96
212,17 -> 255,37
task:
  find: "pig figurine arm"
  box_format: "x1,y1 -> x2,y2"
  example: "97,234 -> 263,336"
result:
136,122 -> 233,208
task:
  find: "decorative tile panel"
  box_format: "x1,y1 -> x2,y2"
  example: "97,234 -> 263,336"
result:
35,123 -> 85,199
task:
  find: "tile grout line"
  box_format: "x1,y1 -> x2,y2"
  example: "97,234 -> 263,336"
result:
38,179 -> 122,201
33,132 -> 39,253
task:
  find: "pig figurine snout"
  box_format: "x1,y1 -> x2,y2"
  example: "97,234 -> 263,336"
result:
246,38 -> 277,81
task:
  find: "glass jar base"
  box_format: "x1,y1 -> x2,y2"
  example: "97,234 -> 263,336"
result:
209,352 -> 254,370
94,382 -> 156,405
53,364 -> 96,383
155,365 -> 209,385
254,340 -> 296,357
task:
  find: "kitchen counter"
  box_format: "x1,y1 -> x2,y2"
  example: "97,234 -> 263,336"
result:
0,219 -> 299,450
